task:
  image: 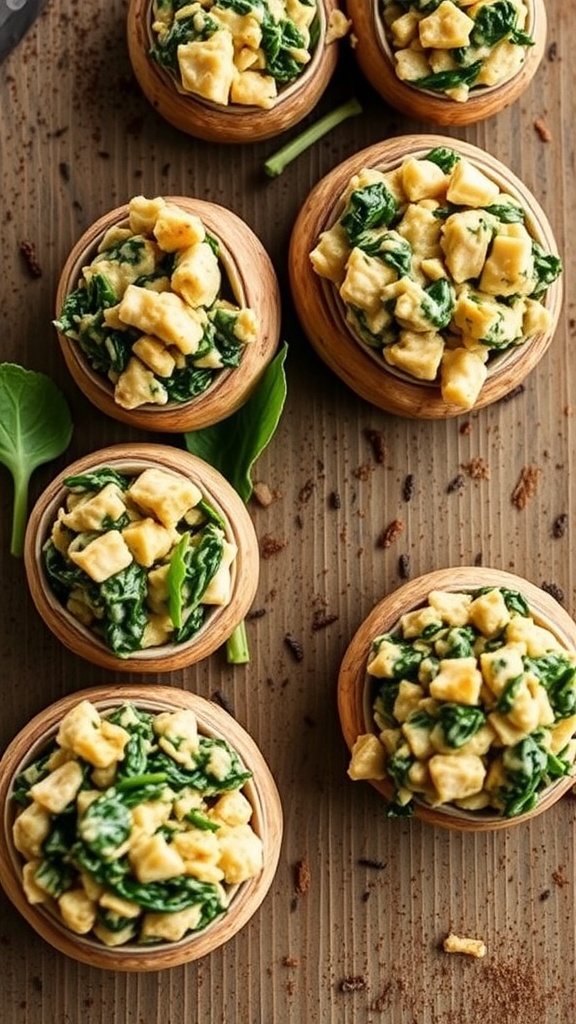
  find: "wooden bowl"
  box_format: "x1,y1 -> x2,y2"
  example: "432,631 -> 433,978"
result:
55,197 -> 281,433
338,567 -> 576,831
289,134 -> 563,419
126,0 -> 341,143
346,0 -> 546,126
23,444 -> 259,673
0,684 -> 283,970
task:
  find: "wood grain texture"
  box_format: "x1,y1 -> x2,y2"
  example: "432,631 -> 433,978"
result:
126,0 -> 341,142
1,0 -> 576,1020
0,685 -> 283,970
346,0 -> 547,127
55,197 -> 282,431
23,444 -> 259,671
289,134 -> 562,418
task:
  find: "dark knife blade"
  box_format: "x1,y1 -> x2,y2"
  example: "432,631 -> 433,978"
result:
0,0 -> 48,63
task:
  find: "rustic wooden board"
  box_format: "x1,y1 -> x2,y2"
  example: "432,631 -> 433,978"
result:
1,2 -> 575,1021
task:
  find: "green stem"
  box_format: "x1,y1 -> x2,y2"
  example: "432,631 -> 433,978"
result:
226,620 -> 250,664
263,97 -> 363,178
10,471 -> 30,558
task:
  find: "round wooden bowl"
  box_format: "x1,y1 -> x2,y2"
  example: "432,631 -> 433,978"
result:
346,0 -> 546,126
289,134 -> 563,419
55,197 -> 281,433
23,443 -> 259,673
0,684 -> 283,970
127,0 -> 340,143
338,567 -> 576,831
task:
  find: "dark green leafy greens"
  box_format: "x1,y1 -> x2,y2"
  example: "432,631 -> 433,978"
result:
0,363 -> 73,557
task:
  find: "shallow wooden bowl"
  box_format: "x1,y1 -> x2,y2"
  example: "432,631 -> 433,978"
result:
338,567 -> 576,831
0,684 -> 283,970
55,197 -> 281,432
289,134 -> 562,419
23,443 -> 259,672
346,0 -> 546,126
127,0 -> 341,143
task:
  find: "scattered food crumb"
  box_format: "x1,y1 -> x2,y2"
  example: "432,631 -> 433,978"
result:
402,473 -> 415,502
446,473 -> 465,494
19,240 -> 42,278
459,421 -> 472,435
354,464 -> 373,481
329,490 -> 342,510
299,479 -> 314,504
534,117 -> 552,142
511,464 -> 542,509
358,857 -> 386,870
552,513 -> 568,538
547,41 -> 557,60
253,481 -> 281,507
285,633 -> 304,661
443,933 -> 487,958
59,161 -> 70,182
364,427 -> 387,464
377,519 -> 404,549
539,889 -> 551,901
398,553 -> 411,580
541,581 -> 564,604
312,610 -> 339,631
282,956 -> 300,967
294,858 -> 311,894
502,383 -> 526,403
261,534 -> 286,558
246,607 -> 266,620
339,976 -> 367,993
462,457 -> 490,480
552,868 -> 568,888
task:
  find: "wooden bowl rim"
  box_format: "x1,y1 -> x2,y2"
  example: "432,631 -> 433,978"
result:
55,195 -> 281,433
0,684 -> 283,971
23,443 -> 260,673
346,0 -> 547,126
126,0 -> 340,142
337,566 -> 576,832
289,133 -> 563,420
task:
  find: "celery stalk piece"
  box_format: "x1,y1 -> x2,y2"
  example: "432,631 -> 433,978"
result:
263,97 -> 363,178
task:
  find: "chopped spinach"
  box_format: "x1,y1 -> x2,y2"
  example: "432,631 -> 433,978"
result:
413,60 -> 483,94
531,242 -> 562,299
167,523 -> 224,631
421,278 -> 456,330
470,0 -> 533,48
64,469 -> 131,492
524,653 -> 576,719
341,183 -> 398,246
436,704 -> 485,748
424,147 -> 460,173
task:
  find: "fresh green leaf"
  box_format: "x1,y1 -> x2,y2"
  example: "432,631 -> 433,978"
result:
184,341 -> 288,502
0,363 -> 73,557
263,98 -> 363,178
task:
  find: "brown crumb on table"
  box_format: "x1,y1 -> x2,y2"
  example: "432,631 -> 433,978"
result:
552,513 -> 568,538
353,463 -> 373,482
329,490 -> 342,510
282,956 -> 300,968
541,581 -> 564,604
462,457 -> 490,480
358,857 -> 386,870
312,610 -> 339,631
502,383 -> 526,403
339,976 -> 367,993
447,473 -> 465,494
377,519 -> 404,549
443,933 -> 487,958
261,534 -> 286,558
398,553 -> 411,580
246,607 -> 266,620
534,117 -> 552,142
285,633 -> 304,661
552,867 -> 569,888
298,479 -> 314,504
364,427 -> 387,464
402,473 -> 415,501
547,41 -> 557,60
511,464 -> 541,508
252,481 -> 281,507
294,858 -> 311,894
539,888 -> 551,901
19,240 -> 42,278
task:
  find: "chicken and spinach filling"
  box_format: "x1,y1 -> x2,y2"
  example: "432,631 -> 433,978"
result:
55,195 -> 258,410
348,587 -> 576,818
43,465 -> 238,656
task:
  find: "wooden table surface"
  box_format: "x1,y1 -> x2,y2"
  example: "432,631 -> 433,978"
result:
1,3 -> 575,1022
